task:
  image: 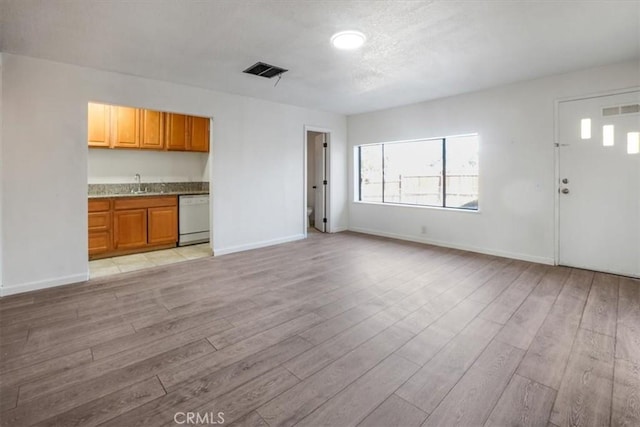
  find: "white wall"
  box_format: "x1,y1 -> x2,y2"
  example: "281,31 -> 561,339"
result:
348,60 -> 640,264
88,149 -> 209,184
0,53 -> 347,295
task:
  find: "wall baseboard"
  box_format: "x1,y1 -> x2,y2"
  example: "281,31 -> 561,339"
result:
330,226 -> 349,233
0,227 -> 554,296
348,226 -> 555,266
0,273 -> 90,297
214,234 -> 306,256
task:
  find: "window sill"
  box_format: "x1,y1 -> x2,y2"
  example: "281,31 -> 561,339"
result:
352,200 -> 481,214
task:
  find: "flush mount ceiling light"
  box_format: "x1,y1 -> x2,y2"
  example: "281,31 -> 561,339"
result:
331,31 -> 366,50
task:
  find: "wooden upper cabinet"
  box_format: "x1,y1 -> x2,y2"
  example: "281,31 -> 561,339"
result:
88,103 -> 111,147
166,113 -> 189,151
140,109 -> 164,150
112,106 -> 140,148
87,103 -> 209,152
189,116 -> 210,152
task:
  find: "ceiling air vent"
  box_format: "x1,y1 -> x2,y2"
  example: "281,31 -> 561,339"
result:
602,104 -> 640,117
243,62 -> 288,79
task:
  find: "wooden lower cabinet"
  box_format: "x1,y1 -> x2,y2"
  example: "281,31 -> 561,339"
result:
148,206 -> 178,245
88,211 -> 111,230
88,211 -> 112,255
89,231 -> 111,256
113,209 -> 148,250
88,199 -> 112,256
89,195 -> 179,259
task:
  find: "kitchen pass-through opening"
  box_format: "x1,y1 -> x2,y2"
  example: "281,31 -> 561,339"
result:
86,102 -> 213,278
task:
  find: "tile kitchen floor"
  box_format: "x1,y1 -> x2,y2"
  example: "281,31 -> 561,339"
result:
89,243 -> 212,278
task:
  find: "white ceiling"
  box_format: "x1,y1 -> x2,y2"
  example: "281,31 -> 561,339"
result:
1,1 -> 639,115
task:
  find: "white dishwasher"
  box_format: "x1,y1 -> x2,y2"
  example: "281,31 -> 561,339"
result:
178,195 -> 210,246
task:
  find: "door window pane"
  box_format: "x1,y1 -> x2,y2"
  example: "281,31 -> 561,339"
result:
359,145 -> 383,202
628,132 -> 640,154
383,139 -> 443,206
445,135 -> 479,209
602,125 -> 614,147
581,118 -> 591,139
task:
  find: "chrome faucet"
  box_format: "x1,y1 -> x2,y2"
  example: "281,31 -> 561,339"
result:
134,173 -> 142,193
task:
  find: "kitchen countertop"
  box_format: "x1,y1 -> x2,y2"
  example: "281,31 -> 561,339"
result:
88,181 -> 209,199
89,190 -> 209,199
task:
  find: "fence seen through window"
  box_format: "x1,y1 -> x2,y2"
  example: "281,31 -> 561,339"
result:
358,135 -> 479,210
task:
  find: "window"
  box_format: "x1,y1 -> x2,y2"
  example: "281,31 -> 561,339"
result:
357,135 -> 479,210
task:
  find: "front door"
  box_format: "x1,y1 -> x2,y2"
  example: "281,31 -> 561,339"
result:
558,90 -> 640,277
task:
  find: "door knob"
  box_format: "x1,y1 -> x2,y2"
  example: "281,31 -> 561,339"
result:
561,188 -> 570,194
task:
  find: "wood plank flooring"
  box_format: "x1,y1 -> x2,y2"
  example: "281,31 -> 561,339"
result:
0,231 -> 638,426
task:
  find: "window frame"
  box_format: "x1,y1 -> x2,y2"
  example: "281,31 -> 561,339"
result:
356,134 -> 479,211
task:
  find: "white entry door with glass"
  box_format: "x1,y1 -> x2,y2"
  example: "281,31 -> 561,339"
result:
558,90 -> 640,277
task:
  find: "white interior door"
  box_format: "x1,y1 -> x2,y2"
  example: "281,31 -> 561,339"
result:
558,90 -> 640,277
314,133 -> 326,232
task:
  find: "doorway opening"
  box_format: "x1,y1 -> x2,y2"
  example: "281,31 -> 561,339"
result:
86,102 -> 214,278
305,129 -> 329,234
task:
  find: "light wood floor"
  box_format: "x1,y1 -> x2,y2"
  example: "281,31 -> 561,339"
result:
0,232 -> 638,427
